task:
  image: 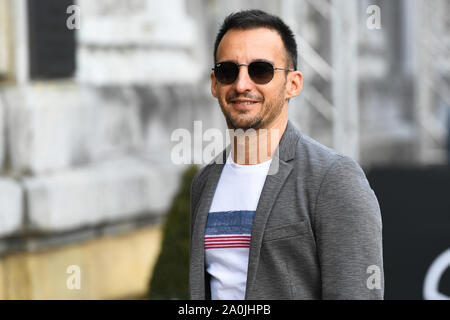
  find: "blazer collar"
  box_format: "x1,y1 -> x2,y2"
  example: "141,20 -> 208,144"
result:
277,120 -> 300,162
245,121 -> 300,297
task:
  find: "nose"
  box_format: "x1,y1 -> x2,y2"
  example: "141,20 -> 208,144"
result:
234,65 -> 254,93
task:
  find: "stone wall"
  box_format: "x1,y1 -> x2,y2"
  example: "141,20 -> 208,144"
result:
0,81 -> 217,243
0,224 -> 162,299
0,0 -> 220,299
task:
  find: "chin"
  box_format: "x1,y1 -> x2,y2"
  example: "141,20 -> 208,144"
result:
228,116 -> 263,130
220,102 -> 264,130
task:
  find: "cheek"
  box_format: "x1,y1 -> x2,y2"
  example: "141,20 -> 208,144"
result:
262,83 -> 284,103
219,92 -> 230,103
276,80 -> 288,99
216,86 -> 230,101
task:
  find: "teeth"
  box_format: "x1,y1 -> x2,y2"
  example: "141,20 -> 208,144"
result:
236,101 -> 255,105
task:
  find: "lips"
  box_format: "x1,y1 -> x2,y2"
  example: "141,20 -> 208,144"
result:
229,98 -> 261,105
232,100 -> 259,105
229,100 -> 260,111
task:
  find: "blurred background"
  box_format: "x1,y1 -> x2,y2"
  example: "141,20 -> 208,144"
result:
0,0 -> 448,299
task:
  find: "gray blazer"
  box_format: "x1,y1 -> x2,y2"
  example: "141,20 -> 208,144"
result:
189,121 -> 384,299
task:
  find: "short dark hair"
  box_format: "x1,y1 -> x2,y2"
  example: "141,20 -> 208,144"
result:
213,10 -> 298,70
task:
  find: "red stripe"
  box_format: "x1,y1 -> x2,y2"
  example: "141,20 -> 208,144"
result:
205,242 -> 250,248
205,239 -> 250,243
205,235 -> 251,249
205,240 -> 250,243
205,245 -> 250,249
205,236 -> 250,239
206,242 -> 249,246
205,242 -> 250,246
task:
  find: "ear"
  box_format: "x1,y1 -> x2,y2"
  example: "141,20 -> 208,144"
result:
285,71 -> 303,99
211,71 -> 219,98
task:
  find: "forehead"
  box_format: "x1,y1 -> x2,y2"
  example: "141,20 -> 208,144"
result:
216,27 -> 286,64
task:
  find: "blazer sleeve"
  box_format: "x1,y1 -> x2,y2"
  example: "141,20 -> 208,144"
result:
314,155 -> 384,299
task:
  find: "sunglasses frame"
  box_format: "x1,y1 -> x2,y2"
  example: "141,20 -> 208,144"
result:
212,60 -> 295,85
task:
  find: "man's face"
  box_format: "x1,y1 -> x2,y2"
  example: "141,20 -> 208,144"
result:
211,28 -> 293,130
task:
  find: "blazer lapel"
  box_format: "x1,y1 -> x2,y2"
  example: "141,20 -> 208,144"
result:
244,157 -> 293,298
245,121 -> 300,298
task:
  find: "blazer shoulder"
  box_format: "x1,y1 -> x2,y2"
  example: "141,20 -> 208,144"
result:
293,132 -> 347,171
299,135 -> 367,182
291,132 -> 370,207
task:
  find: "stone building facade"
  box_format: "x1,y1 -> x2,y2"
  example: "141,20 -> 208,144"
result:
0,0 -> 448,299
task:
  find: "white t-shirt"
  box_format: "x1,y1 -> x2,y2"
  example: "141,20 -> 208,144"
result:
205,154 -> 272,300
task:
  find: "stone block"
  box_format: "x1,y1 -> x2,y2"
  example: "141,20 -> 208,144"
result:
0,178 -> 23,237
4,84 -> 143,174
0,0 -> 10,75
24,157 -> 180,232
75,0 -> 202,85
0,95 -> 4,170
77,0 -> 195,48
76,48 -> 203,85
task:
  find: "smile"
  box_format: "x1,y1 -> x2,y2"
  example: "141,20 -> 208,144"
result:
235,101 -> 257,105
230,99 -> 261,105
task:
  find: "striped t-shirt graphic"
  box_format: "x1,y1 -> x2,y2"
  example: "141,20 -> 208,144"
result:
205,154 -> 272,300
205,210 -> 255,250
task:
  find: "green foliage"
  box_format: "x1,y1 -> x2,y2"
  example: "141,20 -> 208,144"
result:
148,165 -> 199,299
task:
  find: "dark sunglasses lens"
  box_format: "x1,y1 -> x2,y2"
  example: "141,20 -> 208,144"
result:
215,62 -> 238,84
249,62 -> 274,84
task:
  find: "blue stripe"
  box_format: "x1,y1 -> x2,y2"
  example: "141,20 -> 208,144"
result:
205,210 -> 255,235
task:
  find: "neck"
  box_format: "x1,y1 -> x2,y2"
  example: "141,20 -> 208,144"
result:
229,112 -> 288,165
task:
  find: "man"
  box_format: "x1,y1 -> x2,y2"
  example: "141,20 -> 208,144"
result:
189,9 -> 384,300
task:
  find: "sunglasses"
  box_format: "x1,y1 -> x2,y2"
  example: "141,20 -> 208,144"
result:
212,61 -> 294,85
